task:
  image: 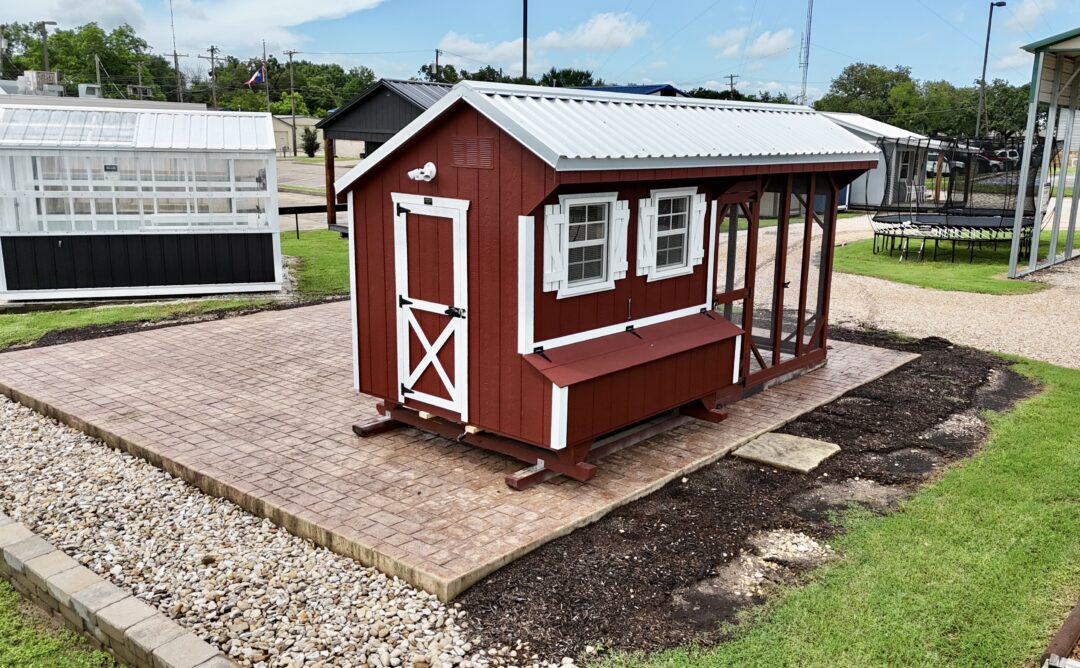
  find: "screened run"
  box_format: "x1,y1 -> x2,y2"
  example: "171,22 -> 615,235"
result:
0,105 -> 278,234
0,104 -> 281,300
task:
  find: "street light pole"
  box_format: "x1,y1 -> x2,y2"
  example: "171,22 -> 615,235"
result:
976,1 -> 1006,137
35,20 -> 57,71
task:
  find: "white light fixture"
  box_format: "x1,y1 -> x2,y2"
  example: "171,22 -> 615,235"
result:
408,162 -> 437,182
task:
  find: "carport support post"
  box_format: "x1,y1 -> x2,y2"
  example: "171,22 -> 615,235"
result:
1050,70 -> 1078,262
1029,56 -> 1062,273
1010,51 -> 1045,278
324,137 -> 337,228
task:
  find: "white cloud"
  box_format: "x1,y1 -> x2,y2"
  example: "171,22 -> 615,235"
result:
7,0 -> 386,65
744,29 -> 796,59
707,27 -> 751,58
708,26 -> 795,61
1004,0 -> 1055,33
536,12 -> 647,51
993,43 -> 1034,70
437,12 -> 648,77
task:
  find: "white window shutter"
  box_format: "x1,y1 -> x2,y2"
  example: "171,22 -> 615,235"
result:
542,203 -> 566,292
611,199 -> 630,280
689,193 -> 708,266
636,198 -> 657,276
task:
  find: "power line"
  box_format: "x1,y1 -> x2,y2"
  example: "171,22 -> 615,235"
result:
196,45 -> 220,107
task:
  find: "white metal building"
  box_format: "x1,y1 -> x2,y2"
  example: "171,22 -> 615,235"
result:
822,112 -> 928,209
0,104 -> 281,300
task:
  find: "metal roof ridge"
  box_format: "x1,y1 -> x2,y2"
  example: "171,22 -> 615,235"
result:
456,80 -> 815,113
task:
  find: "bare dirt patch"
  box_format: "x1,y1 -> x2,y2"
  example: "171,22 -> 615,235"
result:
457,330 -> 1039,660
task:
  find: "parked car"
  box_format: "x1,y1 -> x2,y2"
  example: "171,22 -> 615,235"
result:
926,152 -> 965,176
977,152 -> 1009,172
995,147 -> 1020,169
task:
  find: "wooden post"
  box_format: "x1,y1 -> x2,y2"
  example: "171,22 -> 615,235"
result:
324,137 -> 337,228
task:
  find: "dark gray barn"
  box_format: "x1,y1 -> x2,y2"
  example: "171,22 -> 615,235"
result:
316,79 -> 451,229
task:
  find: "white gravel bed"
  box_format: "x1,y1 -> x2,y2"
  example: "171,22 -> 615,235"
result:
0,396 -> 561,668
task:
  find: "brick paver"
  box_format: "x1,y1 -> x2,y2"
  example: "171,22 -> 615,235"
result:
0,302 -> 917,600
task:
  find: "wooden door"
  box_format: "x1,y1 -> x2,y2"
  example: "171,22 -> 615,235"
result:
392,193 -> 470,421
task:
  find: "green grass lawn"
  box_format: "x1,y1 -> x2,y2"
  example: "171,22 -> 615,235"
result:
0,298 -> 270,350
636,357 -> 1080,668
832,231 -> 1069,296
0,581 -> 113,667
279,229 -> 349,297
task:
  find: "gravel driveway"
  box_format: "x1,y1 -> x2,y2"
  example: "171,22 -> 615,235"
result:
0,397 -> 552,668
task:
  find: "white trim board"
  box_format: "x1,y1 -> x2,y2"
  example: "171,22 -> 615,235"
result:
0,281 -> 281,301
549,383 -> 569,450
533,302 -> 710,351
517,215 -> 536,355
348,190 -> 360,391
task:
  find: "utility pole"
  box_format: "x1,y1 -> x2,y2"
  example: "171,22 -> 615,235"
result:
0,25 -> 6,80
35,21 -> 57,71
522,0 -> 528,81
434,48 -> 440,82
976,1 -> 1007,137
284,49 -> 299,156
137,61 -> 144,99
94,54 -> 101,88
197,45 -> 220,108
724,74 -> 739,97
262,40 -> 271,114
168,0 -> 184,102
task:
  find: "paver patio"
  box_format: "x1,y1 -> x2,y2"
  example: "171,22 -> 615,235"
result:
0,302 -> 916,600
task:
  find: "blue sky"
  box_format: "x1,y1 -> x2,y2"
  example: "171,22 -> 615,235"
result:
8,0 -> 1080,99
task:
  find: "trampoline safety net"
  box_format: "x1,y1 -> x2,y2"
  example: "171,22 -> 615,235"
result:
861,135 -> 1055,262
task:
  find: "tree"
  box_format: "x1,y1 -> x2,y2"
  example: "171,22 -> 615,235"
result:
270,91 -> 309,116
538,67 -> 602,88
815,63 -> 915,119
301,127 -> 320,157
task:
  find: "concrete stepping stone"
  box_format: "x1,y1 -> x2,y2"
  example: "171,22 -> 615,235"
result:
733,433 -> 840,473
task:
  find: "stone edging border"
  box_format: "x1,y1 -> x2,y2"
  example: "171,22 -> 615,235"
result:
0,511 -> 235,668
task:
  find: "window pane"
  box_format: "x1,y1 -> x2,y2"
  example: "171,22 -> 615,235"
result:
157,198 -> 187,213
586,203 -> 606,221
587,222 -> 605,240
94,198 -> 115,215
569,204 -> 587,224
569,222 -> 586,242
671,196 -> 688,213
669,212 -> 687,229
658,198 -> 671,215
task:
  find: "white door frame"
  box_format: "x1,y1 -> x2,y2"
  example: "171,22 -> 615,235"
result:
392,192 -> 470,421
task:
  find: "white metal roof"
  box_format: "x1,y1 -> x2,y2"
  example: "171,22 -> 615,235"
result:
336,81 -> 879,193
0,104 -> 275,152
821,112 -> 927,141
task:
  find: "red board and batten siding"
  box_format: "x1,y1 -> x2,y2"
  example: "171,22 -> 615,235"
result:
348,103 -> 555,447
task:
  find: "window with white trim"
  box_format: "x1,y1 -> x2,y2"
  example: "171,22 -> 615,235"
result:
654,194 -> 691,270
567,202 -> 609,285
637,187 -> 707,281
543,192 -> 629,299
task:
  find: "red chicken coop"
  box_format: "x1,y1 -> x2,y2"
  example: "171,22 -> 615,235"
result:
334,82 -> 878,489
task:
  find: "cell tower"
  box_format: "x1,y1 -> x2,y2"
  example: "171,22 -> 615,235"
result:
798,0 -> 814,105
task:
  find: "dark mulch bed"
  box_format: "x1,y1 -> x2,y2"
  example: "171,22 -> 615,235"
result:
457,329 -> 1039,659
1,296 -> 346,353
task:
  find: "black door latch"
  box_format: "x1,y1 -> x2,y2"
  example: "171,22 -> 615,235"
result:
444,306 -> 465,318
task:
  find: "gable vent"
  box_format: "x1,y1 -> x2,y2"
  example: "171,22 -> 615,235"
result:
452,137 -> 495,169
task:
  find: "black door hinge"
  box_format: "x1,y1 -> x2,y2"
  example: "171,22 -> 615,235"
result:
444,306 -> 465,318
398,295 -> 413,307
400,383 -> 414,395
396,202 -> 410,216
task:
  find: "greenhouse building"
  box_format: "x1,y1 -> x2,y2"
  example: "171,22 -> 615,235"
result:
0,103 -> 281,300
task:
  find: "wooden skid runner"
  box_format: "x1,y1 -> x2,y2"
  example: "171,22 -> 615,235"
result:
352,401 -> 721,490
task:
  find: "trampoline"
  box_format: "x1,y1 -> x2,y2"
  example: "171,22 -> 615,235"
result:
865,136 -> 1053,263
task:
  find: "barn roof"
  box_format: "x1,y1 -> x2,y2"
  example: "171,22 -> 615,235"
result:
576,83 -> 688,96
335,81 -> 879,192
316,78 -> 452,131
821,112 -> 926,142
0,104 -> 275,151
